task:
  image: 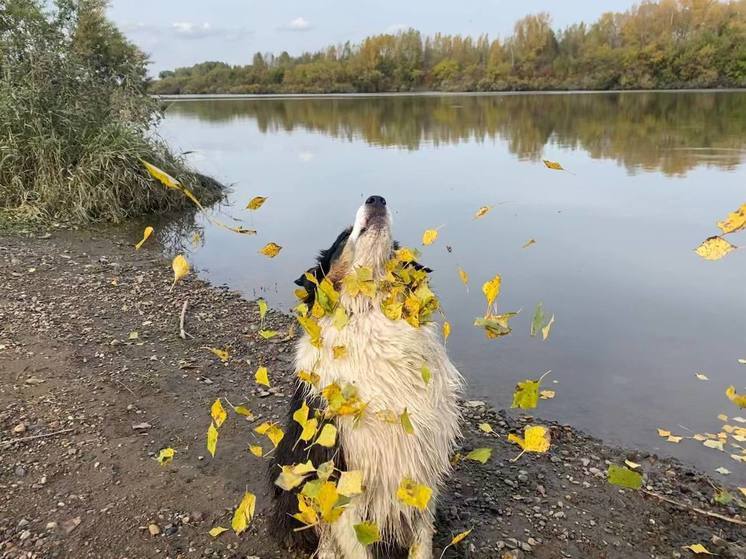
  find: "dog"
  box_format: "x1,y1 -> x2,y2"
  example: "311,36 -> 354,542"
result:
270,195 -> 463,559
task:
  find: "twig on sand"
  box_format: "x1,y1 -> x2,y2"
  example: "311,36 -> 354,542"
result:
0,428 -> 75,448
179,299 -> 193,339
642,489 -> 746,527
113,378 -> 137,398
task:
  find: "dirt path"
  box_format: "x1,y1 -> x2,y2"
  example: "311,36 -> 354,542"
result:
0,230 -> 744,559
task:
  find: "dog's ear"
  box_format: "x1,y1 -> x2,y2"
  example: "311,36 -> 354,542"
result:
295,266 -> 321,306
295,227 -> 353,306
392,240 -> 433,273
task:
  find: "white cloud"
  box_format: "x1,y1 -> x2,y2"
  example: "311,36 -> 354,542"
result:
121,21 -> 252,42
282,16 -> 312,32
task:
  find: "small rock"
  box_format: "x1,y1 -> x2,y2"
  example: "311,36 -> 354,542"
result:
132,422 -> 151,431
465,400 -> 486,408
19,530 -> 31,541
15,466 -> 26,477
62,516 -> 81,534
12,423 -> 27,434
46,522 -> 58,531
25,377 -> 45,385
148,523 -> 161,536
18,519 -> 29,528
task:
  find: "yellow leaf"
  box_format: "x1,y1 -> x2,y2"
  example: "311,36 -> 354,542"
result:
235,405 -> 254,419
275,462 -> 314,491
400,408 -> 414,435
208,526 -> 228,538
255,366 -> 270,387
155,447 -> 175,465
738,487 -> 746,498
451,528 -> 472,545
337,470 -> 364,497
317,481 -> 343,523
343,266 -> 376,298
667,435 -> 683,443
717,413 -> 728,421
543,159 -> 564,171
695,372 -> 709,381
354,521 -> 381,546
333,307 -> 349,330
624,459 -> 641,469
204,346 -> 229,362
171,255 -> 190,289
300,418 -> 319,442
316,460 -> 335,481
375,409 -> 399,424
211,398 -> 227,428
259,242 -> 282,258
395,247 -> 417,263
297,316 -> 322,348
297,370 -> 320,385
293,494 -> 319,526
466,447 -> 492,463
442,321 -> 451,342
695,236 -> 736,260
657,428 -> 671,438
715,467 -> 731,475
254,422 -> 284,447
231,491 -> 256,535
522,238 -> 536,249
258,329 -> 279,339
474,206 -> 491,219
422,229 -> 438,246
539,390 -> 555,400
726,385 -> 746,408
478,423 -> 493,433
396,478 -> 432,510
246,196 -> 267,210
332,345 -> 348,359
457,267 -> 469,286
512,379 -> 540,409
717,203 -> 746,234
135,226 -> 154,250
508,425 -> 551,453
541,315 -> 555,340
421,365 -> 432,385
248,444 -> 263,457
207,422 -> 218,457
703,439 -> 724,451
685,544 -> 714,555
142,160 -> 181,189
315,423 -> 337,447
257,298 -> 268,322
293,400 -> 310,428
481,275 -> 502,308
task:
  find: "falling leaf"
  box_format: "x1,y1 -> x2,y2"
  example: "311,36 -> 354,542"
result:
726,386 -> 746,408
332,346 -> 348,359
540,390 -> 556,400
466,447 -> 492,463
657,428 -> 671,438
450,529 -> 472,546
211,399 -> 227,428
474,312 -> 517,338
332,307 -> 349,330
715,466 -> 731,475
695,236 -> 736,260
293,494 -> 319,526
207,422 -> 218,457
258,329 -> 279,339
231,491 -> 256,535
512,379 -> 540,409
248,445 -> 263,457
208,526 -> 228,538
543,159 -> 564,171
481,275 -> 502,308
297,316 -> 322,348
337,470 -> 363,497
607,464 -> 642,490
457,267 -> 469,286
703,439 -> 724,451
530,303 -> 545,337
227,226 -> 256,235
254,422 -> 284,447
442,321 -> 451,342
259,242 -> 282,258
421,365 -> 432,385
293,400 -> 310,428
171,255 -> 190,289
255,366 -> 270,387
315,423 -> 337,447
275,462 -> 315,491
478,423 -> 494,433
203,347 -> 229,362
717,203 -> 746,234
508,425 -> 551,453
667,435 -> 683,443
235,405 -> 254,419
624,459 -> 641,469
354,522 -> 381,546
257,299 -> 268,322
695,373 -> 709,381
300,418 -> 319,442
155,448 -> 175,465
135,226 -> 154,250
717,413 -> 728,421
422,229 -> 439,246
474,206 -> 492,219
400,408 -> 415,435
522,239 -> 536,249
685,544 -> 714,555
297,370 -> 320,385
246,196 -> 267,210
541,315 -> 555,340
396,478 -> 432,510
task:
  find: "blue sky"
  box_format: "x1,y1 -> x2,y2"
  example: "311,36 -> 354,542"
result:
108,0 -> 638,75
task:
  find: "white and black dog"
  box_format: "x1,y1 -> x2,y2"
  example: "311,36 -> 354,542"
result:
271,195 -> 463,558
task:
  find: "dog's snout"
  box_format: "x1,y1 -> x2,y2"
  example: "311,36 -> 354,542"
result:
365,195 -> 386,207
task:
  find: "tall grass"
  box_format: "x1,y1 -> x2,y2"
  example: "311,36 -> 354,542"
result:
0,0 -> 222,224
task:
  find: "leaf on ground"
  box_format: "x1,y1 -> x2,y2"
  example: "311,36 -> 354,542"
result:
478,422 -> 493,433
354,522 -> 381,546
337,470 -> 364,497
204,347 -> 229,362
258,329 -> 279,339
450,528 -> 473,545
624,459 -> 641,469
255,366 -> 270,387
474,206 -> 492,219
211,398 -> 227,428
246,196 -> 267,210
171,255 -> 190,288
207,422 -> 218,457
155,447 -> 175,465
543,159 -> 564,171
695,236 -> 736,260
254,422 -> 284,447
231,491 -> 256,535
234,405 -> 254,419
259,242 -> 282,258
135,226 -> 154,250
248,444 -> 263,457
714,488 -> 733,505
508,425 -> 551,454
396,478 -> 432,510
726,386 -> 746,407
466,447 -> 492,463
208,526 -> 228,538
315,423 -> 337,447
607,464 -> 642,490
422,229 -> 439,246
481,275 -> 502,308
685,544 -> 714,555
400,408 -> 415,435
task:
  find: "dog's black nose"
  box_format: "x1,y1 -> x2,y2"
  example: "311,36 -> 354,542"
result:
365,195 -> 386,206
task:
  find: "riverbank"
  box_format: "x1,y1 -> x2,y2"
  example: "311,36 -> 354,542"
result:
1,228 -> 744,559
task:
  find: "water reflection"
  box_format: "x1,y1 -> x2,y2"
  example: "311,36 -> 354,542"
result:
165,92 -> 746,176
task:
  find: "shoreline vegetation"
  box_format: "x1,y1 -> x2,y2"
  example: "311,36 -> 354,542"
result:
0,0 -> 223,226
150,0 -> 746,96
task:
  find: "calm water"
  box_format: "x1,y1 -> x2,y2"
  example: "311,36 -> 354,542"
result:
158,92 -> 746,481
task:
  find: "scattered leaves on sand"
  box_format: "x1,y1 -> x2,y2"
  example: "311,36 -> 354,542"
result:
255,366 -> 270,387
259,242 -> 282,258
246,196 -> 267,210
207,422 -> 218,457
466,447 -> 492,463
135,226 -> 154,250
607,464 -> 642,489
208,526 -> 228,538
210,399 -> 227,428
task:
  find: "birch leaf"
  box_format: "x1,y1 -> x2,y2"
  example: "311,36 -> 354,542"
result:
231,491 -> 256,535
259,242 -> 282,258
508,425 -> 551,453
474,312 -> 517,338
298,370 -> 320,385
442,321 -> 451,342
259,329 -> 279,339
421,365 -> 432,385
695,372 -> 709,381
255,366 -> 270,387
333,307 -> 349,330
717,203 -> 746,234
293,494 -> 319,526
478,422 -> 493,433
254,422 -> 284,447
248,444 -> 263,457
354,522 -> 381,546
155,447 -> 175,465
292,400 -> 310,428
396,478 -> 432,510
300,418 -> 319,442
297,316 -> 322,348
540,390 -> 556,400
695,236 -> 736,260
530,303 -> 544,337
135,226 -> 154,250
466,447 -> 492,463
542,315 -> 555,340
332,345 -> 348,359
512,379 -> 540,409
235,405 -> 254,419
607,464 -> 642,489
685,544 -> 714,555
451,529 -> 473,545
315,423 -> 337,447
337,470 -> 364,497
715,467 -> 731,475
246,196 -> 267,210
171,255 -> 190,288
458,267 -> 469,286
481,275 -> 501,307
207,422 -> 218,457
211,398 -> 227,428
726,386 -> 746,407
208,526 -> 228,537
522,239 -> 536,248
474,206 -> 492,219
422,229 -> 438,246
257,298 -> 268,322
204,347 -> 229,362
400,408 -> 414,435
543,159 -> 564,171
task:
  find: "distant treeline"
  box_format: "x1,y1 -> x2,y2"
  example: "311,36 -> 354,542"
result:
150,0 -> 746,95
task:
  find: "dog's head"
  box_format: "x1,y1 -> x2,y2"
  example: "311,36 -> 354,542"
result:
295,196 -> 429,306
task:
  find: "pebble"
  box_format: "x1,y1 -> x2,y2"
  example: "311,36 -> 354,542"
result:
148,523 -> 161,536
15,466 -> 26,477
12,423 -> 27,434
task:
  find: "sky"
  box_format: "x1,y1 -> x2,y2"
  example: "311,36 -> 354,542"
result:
108,0 -> 638,75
